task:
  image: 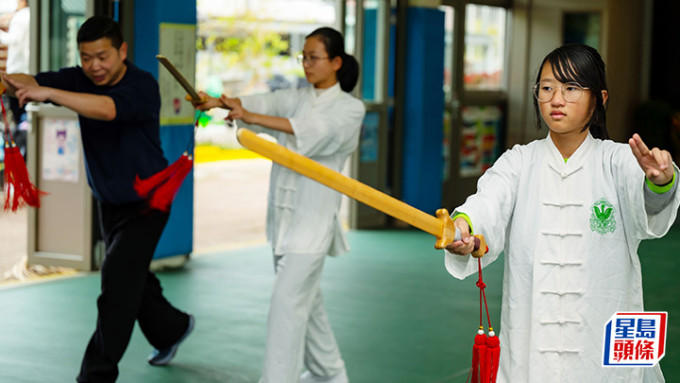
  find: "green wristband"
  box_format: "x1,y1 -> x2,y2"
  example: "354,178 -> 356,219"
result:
646,172 -> 676,194
452,212 -> 473,235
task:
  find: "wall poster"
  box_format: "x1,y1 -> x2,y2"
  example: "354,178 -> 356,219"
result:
42,117 -> 80,183
158,23 -> 197,125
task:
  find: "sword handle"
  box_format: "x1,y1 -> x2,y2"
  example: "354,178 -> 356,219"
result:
184,94 -> 208,104
471,234 -> 488,258
435,208 -> 488,257
435,208 -> 456,249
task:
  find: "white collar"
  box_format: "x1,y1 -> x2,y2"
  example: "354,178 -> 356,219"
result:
545,132 -> 594,177
309,82 -> 341,105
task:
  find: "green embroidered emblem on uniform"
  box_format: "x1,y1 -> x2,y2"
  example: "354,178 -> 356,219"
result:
590,198 -> 616,234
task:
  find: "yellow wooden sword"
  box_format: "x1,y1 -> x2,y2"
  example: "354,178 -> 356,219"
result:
236,128 -> 488,256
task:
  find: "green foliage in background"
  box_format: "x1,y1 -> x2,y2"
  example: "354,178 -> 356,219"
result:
196,11 -> 304,99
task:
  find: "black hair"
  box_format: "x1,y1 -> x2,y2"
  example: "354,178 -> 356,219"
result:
77,16 -> 124,49
306,27 -> 359,92
533,43 -> 609,139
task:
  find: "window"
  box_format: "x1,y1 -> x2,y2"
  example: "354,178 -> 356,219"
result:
463,4 -> 506,91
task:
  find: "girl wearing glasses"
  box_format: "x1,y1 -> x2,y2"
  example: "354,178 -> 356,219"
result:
445,43 -> 676,382
194,27 -> 364,383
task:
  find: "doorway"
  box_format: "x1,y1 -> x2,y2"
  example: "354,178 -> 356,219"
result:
439,0 -> 510,208
192,0 -> 341,253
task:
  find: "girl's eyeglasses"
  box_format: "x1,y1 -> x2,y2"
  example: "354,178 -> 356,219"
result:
533,81 -> 589,103
297,54 -> 329,67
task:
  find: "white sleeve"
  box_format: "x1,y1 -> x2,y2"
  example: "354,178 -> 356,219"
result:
614,146 -> 680,240
444,146 -> 523,279
0,28 -> 13,45
0,12 -> 28,45
238,89 -> 299,139
290,96 -> 365,157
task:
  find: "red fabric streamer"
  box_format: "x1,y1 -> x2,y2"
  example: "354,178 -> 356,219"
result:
134,152 -> 193,212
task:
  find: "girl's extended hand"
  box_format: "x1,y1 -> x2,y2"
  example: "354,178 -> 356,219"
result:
445,217 -> 476,256
629,133 -> 675,186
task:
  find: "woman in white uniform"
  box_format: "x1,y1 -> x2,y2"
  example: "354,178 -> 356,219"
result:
195,27 -> 365,383
445,44 -> 678,383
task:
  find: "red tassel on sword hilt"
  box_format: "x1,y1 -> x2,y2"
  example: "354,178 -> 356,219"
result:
3,141 -> 46,211
133,112 -> 201,212
484,327 -> 501,383
134,151 -> 193,212
2,91 -> 46,211
471,326 -> 488,383
467,257 -> 500,383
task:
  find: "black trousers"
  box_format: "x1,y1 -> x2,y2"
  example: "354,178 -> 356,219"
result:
8,96 -> 24,126
77,201 -> 190,382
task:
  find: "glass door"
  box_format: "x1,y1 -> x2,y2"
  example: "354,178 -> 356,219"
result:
440,0 -> 510,208
27,0 -> 101,271
38,0 -> 89,72
342,0 -> 392,229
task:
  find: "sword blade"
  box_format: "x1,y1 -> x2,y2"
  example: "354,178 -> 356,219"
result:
156,54 -> 202,102
236,128 -> 461,249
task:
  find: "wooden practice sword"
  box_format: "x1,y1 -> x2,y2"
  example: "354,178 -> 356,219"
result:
236,128 -> 487,256
156,54 -> 205,103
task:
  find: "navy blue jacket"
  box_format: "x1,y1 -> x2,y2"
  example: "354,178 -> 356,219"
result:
36,62 -> 167,205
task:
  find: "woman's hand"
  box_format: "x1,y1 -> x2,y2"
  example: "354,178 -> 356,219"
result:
629,133 -> 675,186
445,217 -> 475,256
221,95 -> 254,124
191,91 -> 226,111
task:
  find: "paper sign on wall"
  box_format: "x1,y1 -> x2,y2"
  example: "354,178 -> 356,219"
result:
159,23 -> 197,125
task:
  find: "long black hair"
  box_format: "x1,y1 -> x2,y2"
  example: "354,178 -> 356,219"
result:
533,43 -> 609,139
306,27 -> 359,92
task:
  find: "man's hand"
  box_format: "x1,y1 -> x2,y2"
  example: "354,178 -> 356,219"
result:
445,217 -> 475,256
2,73 -> 38,96
629,133 -> 675,186
14,85 -> 52,107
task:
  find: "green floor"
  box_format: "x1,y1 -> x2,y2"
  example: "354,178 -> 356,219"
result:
0,229 -> 678,382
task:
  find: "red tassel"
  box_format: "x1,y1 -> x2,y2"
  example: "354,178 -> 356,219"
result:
134,154 -> 188,198
3,143 -> 46,211
134,152 -> 192,212
1,87 -> 45,211
468,257 -> 500,383
471,328 -> 488,383
482,328 -> 500,383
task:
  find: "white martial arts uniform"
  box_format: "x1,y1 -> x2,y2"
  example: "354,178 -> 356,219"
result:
445,133 -> 679,383
0,7 -> 30,75
239,83 -> 365,383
